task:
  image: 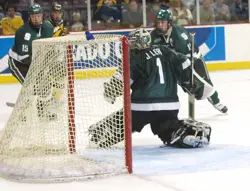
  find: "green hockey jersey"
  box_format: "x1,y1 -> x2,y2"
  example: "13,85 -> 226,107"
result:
9,20 -> 54,65
150,24 -> 199,57
129,45 -> 191,111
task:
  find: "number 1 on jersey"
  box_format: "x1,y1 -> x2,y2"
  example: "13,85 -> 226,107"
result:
156,58 -> 165,84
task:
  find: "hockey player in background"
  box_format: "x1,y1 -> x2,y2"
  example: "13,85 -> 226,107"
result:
8,4 -> 53,83
48,2 -> 68,37
88,28 -> 211,148
8,4 -> 57,120
150,9 -> 228,114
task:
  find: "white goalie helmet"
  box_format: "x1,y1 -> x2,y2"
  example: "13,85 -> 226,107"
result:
128,28 -> 151,50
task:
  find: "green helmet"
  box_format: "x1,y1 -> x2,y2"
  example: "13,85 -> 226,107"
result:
28,4 -> 43,15
128,28 -> 151,50
156,9 -> 172,22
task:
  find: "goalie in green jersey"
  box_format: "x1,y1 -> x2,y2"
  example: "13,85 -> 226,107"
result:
88,28 -> 211,148
150,9 -> 228,114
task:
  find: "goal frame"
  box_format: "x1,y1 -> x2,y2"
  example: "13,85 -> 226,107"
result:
66,36 -> 133,174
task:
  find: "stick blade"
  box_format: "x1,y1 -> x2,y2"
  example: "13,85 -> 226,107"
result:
6,102 -> 15,107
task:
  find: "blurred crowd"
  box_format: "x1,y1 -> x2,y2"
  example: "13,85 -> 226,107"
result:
0,0 -> 249,35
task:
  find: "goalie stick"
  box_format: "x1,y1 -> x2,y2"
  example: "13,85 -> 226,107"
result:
188,32 -> 195,119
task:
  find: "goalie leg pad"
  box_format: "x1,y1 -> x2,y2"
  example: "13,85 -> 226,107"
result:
89,110 -> 152,148
171,118 -> 211,148
89,109 -> 124,148
156,119 -> 182,145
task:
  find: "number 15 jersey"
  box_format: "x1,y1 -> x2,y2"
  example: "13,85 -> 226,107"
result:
9,21 -> 54,65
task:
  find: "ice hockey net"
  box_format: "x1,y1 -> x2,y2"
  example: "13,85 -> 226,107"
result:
0,34 -> 132,182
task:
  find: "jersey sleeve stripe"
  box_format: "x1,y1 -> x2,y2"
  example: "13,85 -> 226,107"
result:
9,49 -> 29,62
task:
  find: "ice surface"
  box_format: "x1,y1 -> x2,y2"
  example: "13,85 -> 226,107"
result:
1,70 -> 250,191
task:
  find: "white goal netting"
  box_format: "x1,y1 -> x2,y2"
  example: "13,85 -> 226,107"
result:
0,34 -> 132,182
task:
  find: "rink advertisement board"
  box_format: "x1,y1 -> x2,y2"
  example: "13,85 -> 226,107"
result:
186,26 -> 226,62
0,24 -> 243,83
0,36 -> 14,75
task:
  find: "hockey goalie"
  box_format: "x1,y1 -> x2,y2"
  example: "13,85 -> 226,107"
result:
88,28 -> 211,149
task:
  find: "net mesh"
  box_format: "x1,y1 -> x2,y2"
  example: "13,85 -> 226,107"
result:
0,34 -> 130,182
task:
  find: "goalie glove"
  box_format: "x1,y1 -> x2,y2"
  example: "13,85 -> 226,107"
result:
103,76 -> 123,104
179,75 -> 203,100
179,81 -> 195,96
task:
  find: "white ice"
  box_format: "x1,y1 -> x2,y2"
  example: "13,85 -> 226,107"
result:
1,70 -> 250,191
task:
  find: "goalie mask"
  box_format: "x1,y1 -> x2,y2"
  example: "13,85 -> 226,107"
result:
128,28 -> 151,50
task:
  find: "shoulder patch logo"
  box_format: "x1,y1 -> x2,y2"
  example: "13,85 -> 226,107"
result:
24,33 -> 31,41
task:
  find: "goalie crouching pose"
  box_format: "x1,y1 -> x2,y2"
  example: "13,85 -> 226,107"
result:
89,28 -> 211,148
